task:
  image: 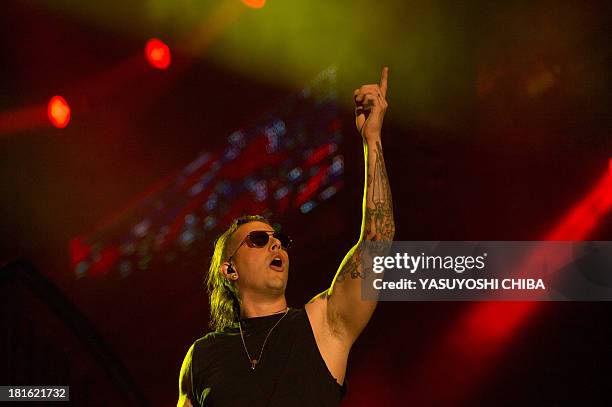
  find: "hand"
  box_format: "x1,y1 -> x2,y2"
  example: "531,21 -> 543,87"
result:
354,66 -> 389,141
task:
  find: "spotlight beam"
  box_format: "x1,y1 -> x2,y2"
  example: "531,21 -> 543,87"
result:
0,104 -> 48,136
404,166 -> 612,405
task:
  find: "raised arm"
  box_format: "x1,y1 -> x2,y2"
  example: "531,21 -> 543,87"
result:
323,67 -> 395,344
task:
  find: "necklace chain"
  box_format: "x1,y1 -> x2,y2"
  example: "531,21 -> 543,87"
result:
239,307 -> 289,371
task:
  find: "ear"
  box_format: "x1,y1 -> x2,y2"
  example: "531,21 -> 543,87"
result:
221,262 -> 237,280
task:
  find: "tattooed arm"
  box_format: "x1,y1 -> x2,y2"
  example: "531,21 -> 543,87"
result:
307,68 -> 395,348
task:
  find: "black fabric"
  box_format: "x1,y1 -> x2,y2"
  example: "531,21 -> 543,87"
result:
186,308 -> 345,406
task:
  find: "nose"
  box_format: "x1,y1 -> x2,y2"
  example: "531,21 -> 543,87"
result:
269,236 -> 281,251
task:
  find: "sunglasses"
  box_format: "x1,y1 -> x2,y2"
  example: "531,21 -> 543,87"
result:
229,230 -> 293,259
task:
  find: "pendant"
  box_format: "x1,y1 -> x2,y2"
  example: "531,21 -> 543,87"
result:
250,359 -> 258,370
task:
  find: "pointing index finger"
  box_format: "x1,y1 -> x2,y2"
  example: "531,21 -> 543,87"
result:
379,66 -> 389,97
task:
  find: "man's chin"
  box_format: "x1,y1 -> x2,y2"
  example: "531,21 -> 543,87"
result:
266,277 -> 288,292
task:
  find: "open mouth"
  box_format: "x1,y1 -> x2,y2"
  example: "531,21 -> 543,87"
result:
270,257 -> 283,270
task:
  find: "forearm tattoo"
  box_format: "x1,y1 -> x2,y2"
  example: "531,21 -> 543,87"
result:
336,140 -> 394,281
365,140 -> 394,241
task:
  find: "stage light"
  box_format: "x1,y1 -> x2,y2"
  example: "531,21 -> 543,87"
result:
47,96 -> 71,128
145,38 -> 171,70
242,0 -> 266,9
609,157 -> 612,176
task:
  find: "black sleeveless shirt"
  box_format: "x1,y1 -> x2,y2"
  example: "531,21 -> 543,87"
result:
184,308 -> 345,406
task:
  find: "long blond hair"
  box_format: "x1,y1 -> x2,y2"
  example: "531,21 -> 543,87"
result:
206,215 -> 269,331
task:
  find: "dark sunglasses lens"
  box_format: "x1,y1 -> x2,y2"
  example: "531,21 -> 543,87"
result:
248,231 -> 270,247
274,232 -> 292,249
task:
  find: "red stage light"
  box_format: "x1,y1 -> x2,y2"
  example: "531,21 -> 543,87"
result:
145,38 -> 171,70
242,0 -> 266,8
47,96 -> 71,128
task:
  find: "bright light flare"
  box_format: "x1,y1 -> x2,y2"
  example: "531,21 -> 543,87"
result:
242,0 -> 266,9
145,38 -> 171,70
547,171 -> 612,240
405,162 -> 612,405
47,96 -> 71,128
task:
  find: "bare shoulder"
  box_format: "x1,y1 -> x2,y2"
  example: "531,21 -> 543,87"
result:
305,291 -> 327,321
